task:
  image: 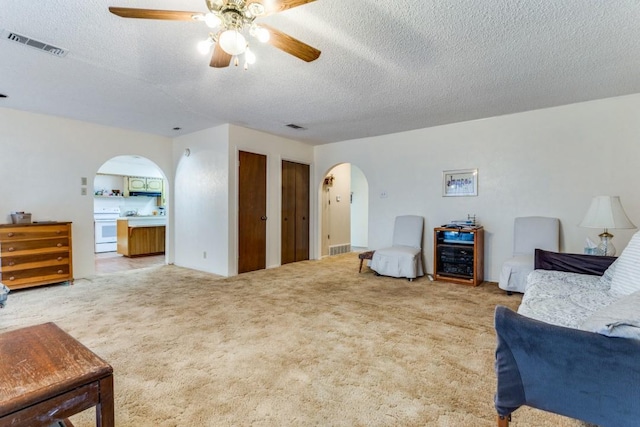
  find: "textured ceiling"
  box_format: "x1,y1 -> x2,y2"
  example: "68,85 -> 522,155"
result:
1,1 -> 640,145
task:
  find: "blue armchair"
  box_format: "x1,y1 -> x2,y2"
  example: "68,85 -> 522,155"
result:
494,307 -> 640,427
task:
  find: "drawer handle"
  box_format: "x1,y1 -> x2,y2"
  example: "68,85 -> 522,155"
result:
57,269 -> 63,274
9,261 -> 15,266
9,276 -> 14,281
56,230 -> 61,234
57,257 -> 63,261
7,232 -> 14,237
8,247 -> 14,252
56,243 -> 63,247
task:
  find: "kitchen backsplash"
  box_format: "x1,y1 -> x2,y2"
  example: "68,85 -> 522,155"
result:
94,193 -> 160,216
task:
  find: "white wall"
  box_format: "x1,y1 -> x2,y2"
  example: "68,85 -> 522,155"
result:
0,108 -> 173,279
172,125 -> 231,275
228,125 -> 314,273
350,165 -> 369,248
314,94 -> 640,281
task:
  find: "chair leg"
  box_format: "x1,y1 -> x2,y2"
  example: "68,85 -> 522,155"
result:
506,291 -> 513,296
497,414 -> 511,427
359,259 -> 364,273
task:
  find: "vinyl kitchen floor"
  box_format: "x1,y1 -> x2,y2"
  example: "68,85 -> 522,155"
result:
94,252 -> 165,274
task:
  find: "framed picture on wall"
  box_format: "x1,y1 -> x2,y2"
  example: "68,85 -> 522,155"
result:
443,169 -> 478,197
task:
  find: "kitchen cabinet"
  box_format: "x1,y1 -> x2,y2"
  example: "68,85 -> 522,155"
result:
126,176 -> 163,193
117,219 -> 165,257
0,222 -> 73,290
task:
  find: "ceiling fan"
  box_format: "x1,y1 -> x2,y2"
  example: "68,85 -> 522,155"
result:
109,0 -> 321,69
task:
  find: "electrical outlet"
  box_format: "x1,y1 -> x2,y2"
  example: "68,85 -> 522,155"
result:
380,191 -> 388,198
80,188 -> 87,196
81,177 -> 87,186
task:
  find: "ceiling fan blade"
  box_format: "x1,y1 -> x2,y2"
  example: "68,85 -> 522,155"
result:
249,0 -> 316,16
210,39 -> 232,68
260,24 -> 320,62
108,7 -> 203,21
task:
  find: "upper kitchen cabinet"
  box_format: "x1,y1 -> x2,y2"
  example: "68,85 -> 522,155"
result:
146,178 -> 163,193
127,177 -> 146,192
125,177 -> 163,196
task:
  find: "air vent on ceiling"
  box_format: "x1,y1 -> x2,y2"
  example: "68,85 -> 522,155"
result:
286,123 -> 307,130
1,29 -> 68,57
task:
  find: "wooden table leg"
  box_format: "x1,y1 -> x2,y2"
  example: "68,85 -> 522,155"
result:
359,259 -> 364,273
97,375 -> 115,427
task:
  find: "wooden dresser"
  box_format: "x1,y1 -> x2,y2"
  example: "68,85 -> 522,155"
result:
0,222 -> 73,290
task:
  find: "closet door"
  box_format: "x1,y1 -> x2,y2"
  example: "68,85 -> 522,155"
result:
239,151 -> 267,273
281,161 -> 297,264
281,161 -> 309,264
294,162 -> 309,262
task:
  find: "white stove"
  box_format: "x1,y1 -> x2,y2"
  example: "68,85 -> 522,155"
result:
94,207 -> 120,253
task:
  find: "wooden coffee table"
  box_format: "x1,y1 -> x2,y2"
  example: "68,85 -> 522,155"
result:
0,322 -> 114,427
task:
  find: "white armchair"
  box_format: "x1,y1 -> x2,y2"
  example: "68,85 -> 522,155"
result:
370,215 -> 424,281
498,216 -> 560,293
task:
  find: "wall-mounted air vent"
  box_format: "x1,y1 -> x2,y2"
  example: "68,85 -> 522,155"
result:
1,29 -> 68,57
286,123 -> 307,130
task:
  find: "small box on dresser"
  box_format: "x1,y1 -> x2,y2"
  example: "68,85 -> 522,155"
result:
0,222 -> 73,290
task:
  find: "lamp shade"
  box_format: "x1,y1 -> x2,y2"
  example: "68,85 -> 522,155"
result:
579,196 -> 636,230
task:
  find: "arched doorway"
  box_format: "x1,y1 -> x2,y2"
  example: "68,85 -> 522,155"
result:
320,163 -> 369,257
93,155 -> 168,273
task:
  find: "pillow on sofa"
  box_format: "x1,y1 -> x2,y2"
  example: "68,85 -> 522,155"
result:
580,291 -> 640,340
599,259 -> 618,287
609,232 -> 640,296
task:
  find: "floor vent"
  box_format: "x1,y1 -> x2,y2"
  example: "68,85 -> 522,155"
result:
329,244 -> 351,256
2,29 -> 68,57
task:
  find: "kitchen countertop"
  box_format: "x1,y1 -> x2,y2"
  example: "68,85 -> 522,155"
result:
118,217 -> 166,226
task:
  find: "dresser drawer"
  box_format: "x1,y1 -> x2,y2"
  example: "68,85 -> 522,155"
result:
0,224 -> 69,242
1,265 -> 71,286
0,252 -> 70,272
0,222 -> 73,290
0,238 -> 69,255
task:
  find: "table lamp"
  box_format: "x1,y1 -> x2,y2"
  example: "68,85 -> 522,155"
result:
579,196 -> 636,256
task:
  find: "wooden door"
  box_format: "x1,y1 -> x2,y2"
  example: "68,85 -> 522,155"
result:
281,161 -> 297,264
238,151 -> 267,273
281,161 -> 309,264
294,163 -> 310,262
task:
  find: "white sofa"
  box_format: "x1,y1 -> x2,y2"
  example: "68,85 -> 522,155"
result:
518,232 -> 640,338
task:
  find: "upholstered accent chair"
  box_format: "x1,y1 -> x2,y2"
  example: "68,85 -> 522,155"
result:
370,215 -> 424,281
498,216 -> 560,293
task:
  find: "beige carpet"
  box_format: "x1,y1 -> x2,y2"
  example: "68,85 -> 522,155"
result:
1,254 -> 585,427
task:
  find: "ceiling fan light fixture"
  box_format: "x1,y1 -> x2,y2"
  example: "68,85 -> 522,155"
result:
248,2 -> 266,17
197,37 -> 214,55
250,24 -> 270,43
219,29 -> 247,55
204,13 -> 221,28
